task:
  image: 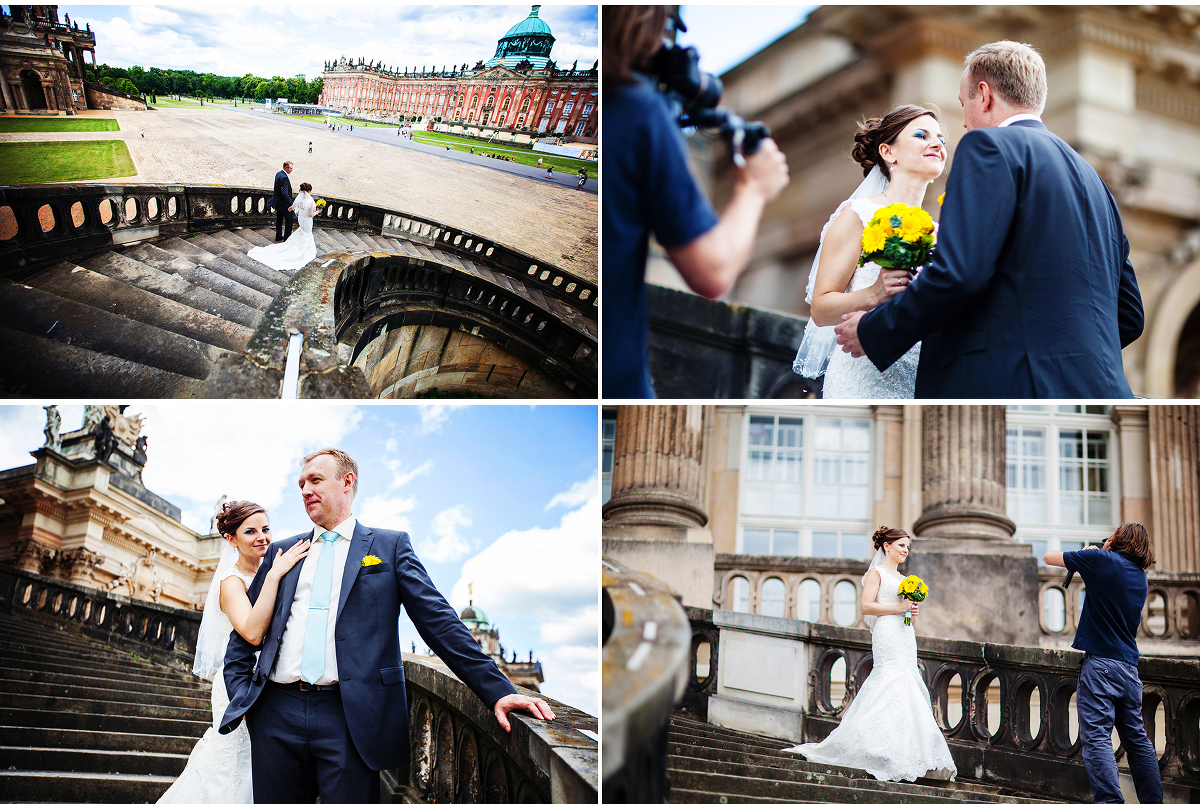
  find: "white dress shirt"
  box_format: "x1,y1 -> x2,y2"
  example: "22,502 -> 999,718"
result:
271,516 -> 357,685
998,113 -> 1042,128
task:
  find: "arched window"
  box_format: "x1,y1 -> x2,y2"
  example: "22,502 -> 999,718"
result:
520,97 -> 530,112
501,96 -> 510,112
731,577 -> 750,613
797,579 -> 821,622
469,95 -> 478,108
832,580 -> 857,626
1043,587 -> 1066,632
761,578 -> 785,618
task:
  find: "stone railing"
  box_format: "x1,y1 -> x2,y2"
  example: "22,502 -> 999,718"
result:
392,656 -> 597,804
714,554 -> 869,628
0,563 -> 201,671
1038,566 -> 1200,656
684,605 -> 1200,803
602,556 -> 691,804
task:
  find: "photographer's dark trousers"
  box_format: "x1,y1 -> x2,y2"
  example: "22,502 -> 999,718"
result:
275,205 -> 294,241
1077,656 -> 1163,804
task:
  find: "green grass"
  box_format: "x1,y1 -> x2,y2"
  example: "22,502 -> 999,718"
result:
282,113 -> 331,124
0,140 -> 137,184
327,116 -> 394,128
0,118 -> 119,133
412,130 -> 597,178
147,96 -> 208,108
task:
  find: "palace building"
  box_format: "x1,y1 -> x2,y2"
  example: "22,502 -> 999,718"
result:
320,5 -> 596,138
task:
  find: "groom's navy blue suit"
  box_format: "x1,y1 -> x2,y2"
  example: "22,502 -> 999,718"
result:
858,119 -> 1143,398
219,523 -> 515,793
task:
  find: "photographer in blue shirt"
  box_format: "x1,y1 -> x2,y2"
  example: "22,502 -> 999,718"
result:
602,6 -> 790,398
1043,524 -> 1163,804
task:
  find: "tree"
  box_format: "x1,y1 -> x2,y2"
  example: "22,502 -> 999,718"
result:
116,77 -> 140,96
254,81 -> 269,100
240,73 -> 260,99
308,76 -> 323,104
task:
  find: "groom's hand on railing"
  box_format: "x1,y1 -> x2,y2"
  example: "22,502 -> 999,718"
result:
493,693 -> 556,733
836,311 -> 866,357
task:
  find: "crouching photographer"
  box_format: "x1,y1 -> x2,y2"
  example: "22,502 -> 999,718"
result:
603,5 -> 790,398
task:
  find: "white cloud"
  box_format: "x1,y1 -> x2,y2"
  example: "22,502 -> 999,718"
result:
417,504 -> 472,562
537,644 -> 599,716
358,494 -> 417,534
0,406 -> 56,471
415,404 -> 463,436
545,472 -> 597,511
383,457 -> 432,490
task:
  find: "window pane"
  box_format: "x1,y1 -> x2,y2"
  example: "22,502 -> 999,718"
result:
1023,428 -> 1045,457
832,580 -> 858,626
748,416 -> 774,446
761,578 -> 786,618
843,420 -> 871,452
1058,405 -> 1081,414
777,417 -> 803,448
1059,429 -> 1083,459
602,418 -> 616,439
1060,463 -> 1082,492
1044,588 -> 1066,632
843,454 -> 869,486
814,455 -> 840,484
602,476 -> 612,503
602,442 -> 614,473
843,533 -> 868,560
814,419 -> 841,451
732,577 -> 750,613
1087,432 -> 1107,461
812,531 -> 839,558
1088,497 -> 1111,526
1028,539 -> 1048,566
1022,492 -> 1048,523
1061,493 -> 1084,525
841,487 -> 870,518
748,449 -> 772,482
1085,406 -> 1109,415
798,579 -> 821,622
776,451 -> 802,483
745,485 -> 772,514
774,485 -> 802,516
773,530 -> 800,557
1061,540 -> 1084,553
1088,465 -> 1109,493
743,528 -> 770,555
811,487 -> 839,518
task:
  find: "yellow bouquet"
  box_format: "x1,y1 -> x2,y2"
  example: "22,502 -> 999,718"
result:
898,575 -> 928,626
860,203 -> 936,275
316,198 -> 327,209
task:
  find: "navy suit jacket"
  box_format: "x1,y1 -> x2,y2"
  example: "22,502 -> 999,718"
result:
218,523 -> 516,771
271,169 -> 293,211
857,120 -> 1143,398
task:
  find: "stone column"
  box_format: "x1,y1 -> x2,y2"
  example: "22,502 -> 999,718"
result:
603,406 -> 714,608
905,405 -> 1040,646
1149,406 -> 1200,573
0,76 -> 13,113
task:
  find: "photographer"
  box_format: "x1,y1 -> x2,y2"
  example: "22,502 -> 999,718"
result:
603,6 -> 790,398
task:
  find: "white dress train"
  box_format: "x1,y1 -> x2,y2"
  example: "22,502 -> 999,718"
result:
784,565 -> 956,783
157,566 -> 256,804
248,191 -> 317,271
820,198 -> 922,399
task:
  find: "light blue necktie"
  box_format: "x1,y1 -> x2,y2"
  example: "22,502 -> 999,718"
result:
301,531 -> 338,684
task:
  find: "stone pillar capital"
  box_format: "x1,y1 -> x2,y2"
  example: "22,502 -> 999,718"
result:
603,406 -> 708,530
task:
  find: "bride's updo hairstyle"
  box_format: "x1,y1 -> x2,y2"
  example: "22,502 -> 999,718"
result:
216,500 -> 267,540
852,104 -> 940,179
872,525 -> 909,553
299,182 -> 312,192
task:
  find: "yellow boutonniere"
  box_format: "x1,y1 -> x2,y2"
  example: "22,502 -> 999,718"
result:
937,192 -> 945,206
361,555 -> 382,567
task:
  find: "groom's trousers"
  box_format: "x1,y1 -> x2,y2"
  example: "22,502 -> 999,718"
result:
275,205 -> 294,241
247,681 -> 379,804
1077,656 -> 1163,804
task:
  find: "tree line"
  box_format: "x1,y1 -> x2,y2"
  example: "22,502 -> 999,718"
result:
88,64 -> 324,104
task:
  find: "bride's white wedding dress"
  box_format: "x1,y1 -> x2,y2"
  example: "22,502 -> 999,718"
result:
157,564 -> 256,804
784,565 -> 956,782
248,191 -> 317,271
820,198 -> 921,399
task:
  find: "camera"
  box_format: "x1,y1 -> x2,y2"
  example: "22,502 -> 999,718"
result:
645,41 -> 771,168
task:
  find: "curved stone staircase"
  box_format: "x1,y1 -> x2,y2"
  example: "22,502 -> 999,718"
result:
0,224 -> 579,398
665,717 -> 1070,804
0,609 -> 208,804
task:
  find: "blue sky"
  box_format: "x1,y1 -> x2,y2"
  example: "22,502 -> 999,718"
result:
0,403 -> 598,715
59,4 -> 598,83
677,5 -> 816,76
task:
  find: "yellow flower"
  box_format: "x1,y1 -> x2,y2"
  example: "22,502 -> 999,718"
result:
937,192 -> 945,206
862,224 -> 888,253
361,555 -> 382,566
897,213 -> 926,243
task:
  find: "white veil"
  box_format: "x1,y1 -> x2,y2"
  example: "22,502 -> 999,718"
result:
792,165 -> 890,378
192,539 -> 239,681
860,547 -> 888,631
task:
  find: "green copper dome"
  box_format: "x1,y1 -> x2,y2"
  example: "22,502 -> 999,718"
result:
486,6 -> 555,70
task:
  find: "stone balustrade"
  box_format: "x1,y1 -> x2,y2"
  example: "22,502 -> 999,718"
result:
601,556 -> 691,804
0,562 -> 201,671
394,656 -> 597,804
685,605 -> 1200,803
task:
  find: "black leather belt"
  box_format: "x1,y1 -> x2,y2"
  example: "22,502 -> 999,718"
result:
272,679 -> 340,692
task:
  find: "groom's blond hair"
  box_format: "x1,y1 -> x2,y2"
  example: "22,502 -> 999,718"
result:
965,41 -> 1047,114
302,448 -> 359,496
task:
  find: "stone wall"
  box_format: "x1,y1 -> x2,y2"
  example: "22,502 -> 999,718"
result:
84,81 -> 145,111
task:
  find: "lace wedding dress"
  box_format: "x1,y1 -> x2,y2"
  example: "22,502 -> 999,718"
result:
819,198 -> 921,399
784,565 -> 956,782
157,564 -> 257,804
248,191 -> 317,271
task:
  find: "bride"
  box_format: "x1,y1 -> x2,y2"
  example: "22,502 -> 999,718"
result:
248,182 -> 319,271
158,501 -> 310,804
792,105 -> 947,398
785,526 -> 956,782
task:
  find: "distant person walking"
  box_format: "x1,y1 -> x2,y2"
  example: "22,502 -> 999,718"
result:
545,165 -> 554,179
308,142 -> 312,154
140,130 -> 144,138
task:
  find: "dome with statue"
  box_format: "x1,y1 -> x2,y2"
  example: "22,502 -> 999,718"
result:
485,5 -> 555,70
459,600 -> 494,632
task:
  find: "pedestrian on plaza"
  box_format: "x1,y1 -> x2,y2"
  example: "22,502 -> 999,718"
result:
308,142 -> 312,154
1043,525 -> 1164,804
537,157 -> 543,167
545,165 -> 554,179
140,130 -> 144,138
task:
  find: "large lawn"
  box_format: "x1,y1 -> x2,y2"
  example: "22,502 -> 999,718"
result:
412,130 -> 598,178
0,118 -> 119,133
327,116 -> 394,128
0,140 -> 136,184
147,97 -> 208,108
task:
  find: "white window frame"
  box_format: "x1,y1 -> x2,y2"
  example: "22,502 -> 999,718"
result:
1005,406 -> 1119,564
737,407 -> 874,559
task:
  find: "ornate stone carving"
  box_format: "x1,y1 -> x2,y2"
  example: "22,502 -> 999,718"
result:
42,405 -> 61,451
12,537 -> 55,574
603,406 -> 708,528
56,547 -> 104,585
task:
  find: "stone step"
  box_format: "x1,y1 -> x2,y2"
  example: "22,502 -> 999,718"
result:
0,666 -> 209,701
123,242 -> 275,311
353,232 -> 394,252
78,250 -> 262,329
234,226 -> 273,247
0,724 -> 199,755
0,326 -> 203,399
0,769 -> 173,804
0,691 -> 209,723
0,625 -> 206,678
321,228 -> 360,250
156,236 -> 285,298
668,789 -> 1008,804
0,707 -> 208,738
0,745 -> 188,777
669,769 -> 988,804
312,229 -> 341,253
0,650 -> 207,691
22,261 -> 251,353
0,678 -> 206,711
185,231 -> 289,285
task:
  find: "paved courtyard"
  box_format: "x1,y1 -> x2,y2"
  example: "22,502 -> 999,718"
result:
3,106 -> 597,280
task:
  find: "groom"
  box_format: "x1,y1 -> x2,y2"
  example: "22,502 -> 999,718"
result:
271,160 -> 295,242
836,41 -> 1144,398
220,449 -> 553,803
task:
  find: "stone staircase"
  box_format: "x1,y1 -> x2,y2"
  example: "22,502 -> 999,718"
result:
0,609 -> 209,804
0,223 -> 558,398
665,717 -> 1070,804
